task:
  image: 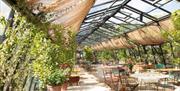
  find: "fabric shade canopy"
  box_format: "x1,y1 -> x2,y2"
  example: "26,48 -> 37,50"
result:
26,0 -> 95,32
91,19 -> 174,51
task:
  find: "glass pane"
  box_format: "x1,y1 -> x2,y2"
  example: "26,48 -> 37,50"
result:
109,17 -> 124,24
89,3 -> 111,14
161,0 -> 180,12
0,1 -> 11,36
127,0 -> 155,12
148,9 -> 169,18
0,1 -> 11,19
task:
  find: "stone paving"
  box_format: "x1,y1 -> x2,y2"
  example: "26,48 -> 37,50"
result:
67,68 -> 111,91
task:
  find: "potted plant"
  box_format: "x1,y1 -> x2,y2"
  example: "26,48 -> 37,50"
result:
46,69 -> 68,91
31,24 -> 77,90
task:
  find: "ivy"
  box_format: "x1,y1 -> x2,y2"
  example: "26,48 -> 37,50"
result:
162,9 -> 180,65
0,12 -> 77,90
0,14 -> 37,90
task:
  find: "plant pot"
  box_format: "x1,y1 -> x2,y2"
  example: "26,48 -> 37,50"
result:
59,64 -> 70,69
68,76 -> 80,85
47,83 -> 68,91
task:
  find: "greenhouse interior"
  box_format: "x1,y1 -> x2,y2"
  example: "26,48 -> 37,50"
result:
0,0 -> 180,91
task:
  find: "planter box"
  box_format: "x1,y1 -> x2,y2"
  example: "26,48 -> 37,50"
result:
47,83 -> 68,91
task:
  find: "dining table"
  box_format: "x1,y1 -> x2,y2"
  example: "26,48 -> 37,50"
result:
157,68 -> 180,81
130,72 -> 170,83
157,68 -> 180,72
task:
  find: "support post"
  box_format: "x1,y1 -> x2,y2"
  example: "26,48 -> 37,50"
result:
169,42 -> 175,58
151,46 -> 157,64
142,46 -> 148,64
159,45 -> 167,68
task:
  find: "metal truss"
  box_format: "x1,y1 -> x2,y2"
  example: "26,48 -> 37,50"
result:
77,0 -> 174,46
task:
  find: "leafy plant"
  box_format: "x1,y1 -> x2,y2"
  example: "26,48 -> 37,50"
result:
32,25 -> 77,88
0,14 -> 37,90
46,69 -> 68,86
162,9 -> 180,65
171,10 -> 180,30
0,12 -> 77,90
97,50 -> 113,62
116,49 -> 127,62
84,46 -> 94,61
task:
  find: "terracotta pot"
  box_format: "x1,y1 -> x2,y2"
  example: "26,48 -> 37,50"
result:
47,83 -> 68,91
68,76 -> 80,85
59,64 -> 70,69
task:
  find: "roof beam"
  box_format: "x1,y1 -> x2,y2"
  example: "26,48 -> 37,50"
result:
118,11 -> 146,24
107,20 -> 132,30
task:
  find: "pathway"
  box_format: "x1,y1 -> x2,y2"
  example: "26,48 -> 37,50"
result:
67,67 -> 111,91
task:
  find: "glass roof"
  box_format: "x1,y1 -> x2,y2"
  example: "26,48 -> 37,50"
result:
77,0 -> 180,46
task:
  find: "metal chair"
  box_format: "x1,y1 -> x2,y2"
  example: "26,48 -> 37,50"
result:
119,75 -> 139,91
103,68 -> 120,91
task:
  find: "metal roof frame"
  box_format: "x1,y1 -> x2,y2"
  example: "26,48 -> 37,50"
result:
77,0 -> 176,46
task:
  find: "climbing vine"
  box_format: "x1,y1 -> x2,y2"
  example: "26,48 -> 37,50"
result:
162,10 -> 180,65
0,11 -> 77,90
0,14 -> 38,90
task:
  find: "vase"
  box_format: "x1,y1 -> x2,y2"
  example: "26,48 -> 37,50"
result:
47,83 -> 68,91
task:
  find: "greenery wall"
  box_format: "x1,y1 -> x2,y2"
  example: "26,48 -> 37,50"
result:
0,12 -> 77,90
163,9 -> 180,65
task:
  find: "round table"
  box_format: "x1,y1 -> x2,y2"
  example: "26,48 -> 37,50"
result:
130,72 -> 170,83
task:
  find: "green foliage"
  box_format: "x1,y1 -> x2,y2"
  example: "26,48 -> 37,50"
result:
0,12 -> 77,90
84,46 -> 94,61
46,69 -> 68,86
116,49 -> 127,61
49,25 -> 77,67
32,25 -> 77,87
162,9 -> 180,65
172,10 -> 180,30
0,14 -> 37,90
97,50 -> 113,62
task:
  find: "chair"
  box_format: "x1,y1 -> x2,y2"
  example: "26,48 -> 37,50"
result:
103,68 -> 120,91
119,75 -> 139,91
157,78 -> 175,91
155,63 -> 165,69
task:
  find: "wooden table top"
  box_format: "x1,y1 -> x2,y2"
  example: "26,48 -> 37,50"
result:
156,68 -> 180,72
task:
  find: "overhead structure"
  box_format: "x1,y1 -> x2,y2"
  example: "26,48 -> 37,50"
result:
5,0 -> 95,32
76,0 -> 179,49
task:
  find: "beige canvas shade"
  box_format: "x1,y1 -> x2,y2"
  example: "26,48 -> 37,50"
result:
159,19 -> 174,31
127,19 -> 173,45
27,0 -> 95,32
91,37 -> 135,51
127,26 -> 164,45
91,19 -> 174,51
110,38 -> 134,49
96,43 -> 104,51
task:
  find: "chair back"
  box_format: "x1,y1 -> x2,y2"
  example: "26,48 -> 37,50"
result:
156,63 -> 165,69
